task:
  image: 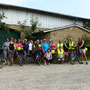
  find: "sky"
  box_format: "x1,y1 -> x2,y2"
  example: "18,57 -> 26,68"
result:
0,0 -> 90,19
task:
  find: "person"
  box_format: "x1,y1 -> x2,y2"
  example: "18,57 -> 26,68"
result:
23,39 -> 29,64
78,37 -> 88,64
16,39 -> 23,66
42,39 -> 49,53
48,39 -> 52,49
2,38 -> 9,64
50,40 -> 56,63
35,40 -> 40,47
28,40 -> 33,63
40,40 -> 43,45
34,40 -> 40,54
63,39 -> 69,62
50,40 -> 56,50
13,39 -> 17,64
57,40 -> 63,49
35,40 -> 43,55
44,49 -> 52,65
8,37 -> 14,65
34,41 -> 37,46
68,38 -> 76,60
57,46 -> 65,64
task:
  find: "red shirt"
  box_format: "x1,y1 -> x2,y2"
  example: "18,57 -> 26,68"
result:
17,43 -> 22,47
50,44 -> 55,49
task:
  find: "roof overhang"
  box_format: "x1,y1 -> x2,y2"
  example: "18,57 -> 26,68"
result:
43,24 -> 90,33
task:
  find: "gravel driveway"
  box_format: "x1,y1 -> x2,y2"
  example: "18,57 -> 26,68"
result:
0,62 -> 90,90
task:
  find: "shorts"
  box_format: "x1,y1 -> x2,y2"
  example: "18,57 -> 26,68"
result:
29,50 -> 32,55
44,57 -> 51,61
79,49 -> 85,54
28,50 -> 32,57
58,55 -> 64,60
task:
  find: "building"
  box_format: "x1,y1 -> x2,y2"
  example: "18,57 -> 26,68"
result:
0,3 -> 90,45
42,24 -> 90,44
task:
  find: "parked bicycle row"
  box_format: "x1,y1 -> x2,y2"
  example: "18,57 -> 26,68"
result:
0,37 -> 88,67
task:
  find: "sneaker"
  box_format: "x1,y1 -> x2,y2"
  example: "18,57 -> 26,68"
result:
86,62 -> 88,65
3,60 -> 6,65
80,62 -> 84,64
44,63 -> 46,66
10,62 -> 12,66
47,62 -> 50,65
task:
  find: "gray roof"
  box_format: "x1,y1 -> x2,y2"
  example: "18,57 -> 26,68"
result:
43,24 -> 90,33
0,3 -> 90,21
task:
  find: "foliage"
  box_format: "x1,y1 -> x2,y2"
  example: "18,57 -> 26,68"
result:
63,35 -> 74,43
30,16 -> 39,32
82,35 -> 90,52
83,22 -> 90,30
18,20 -> 27,32
18,16 -> 40,40
82,35 -> 90,45
0,11 -> 9,32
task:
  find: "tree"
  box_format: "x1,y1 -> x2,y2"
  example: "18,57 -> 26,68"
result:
83,22 -> 90,30
0,11 -> 9,32
18,16 -> 40,40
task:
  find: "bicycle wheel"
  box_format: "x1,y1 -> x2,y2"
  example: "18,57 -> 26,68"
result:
36,54 -> 41,66
70,54 -> 75,65
0,59 -> 3,68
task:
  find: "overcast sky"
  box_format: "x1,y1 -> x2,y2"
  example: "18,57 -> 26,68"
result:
0,0 -> 90,19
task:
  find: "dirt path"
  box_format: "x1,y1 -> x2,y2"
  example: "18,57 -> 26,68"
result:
0,62 -> 90,90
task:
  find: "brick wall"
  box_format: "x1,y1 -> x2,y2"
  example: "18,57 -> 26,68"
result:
48,26 -> 90,45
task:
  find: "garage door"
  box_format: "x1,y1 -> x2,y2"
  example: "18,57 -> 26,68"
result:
0,29 -> 20,47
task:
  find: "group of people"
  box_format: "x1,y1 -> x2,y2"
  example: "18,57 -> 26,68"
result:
1,36 -> 88,66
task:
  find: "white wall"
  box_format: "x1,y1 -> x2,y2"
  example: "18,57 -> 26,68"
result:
0,8 -> 83,28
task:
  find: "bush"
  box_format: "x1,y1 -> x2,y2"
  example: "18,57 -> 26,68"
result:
82,35 -> 90,52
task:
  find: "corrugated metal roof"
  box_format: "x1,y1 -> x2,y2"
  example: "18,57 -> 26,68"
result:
0,3 -> 90,21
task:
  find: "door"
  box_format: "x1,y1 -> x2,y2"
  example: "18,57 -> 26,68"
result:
0,29 -> 20,47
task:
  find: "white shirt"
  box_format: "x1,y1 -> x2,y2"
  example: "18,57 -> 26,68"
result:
29,43 -> 32,50
46,52 -> 51,59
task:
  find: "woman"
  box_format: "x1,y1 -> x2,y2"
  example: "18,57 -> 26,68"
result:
8,37 -> 14,65
57,46 -> 65,64
57,40 -> 63,49
78,37 -> 88,64
28,40 -> 33,63
2,38 -> 10,64
17,39 -> 23,66
44,49 -> 52,65
50,40 -> 56,50
13,39 -> 17,64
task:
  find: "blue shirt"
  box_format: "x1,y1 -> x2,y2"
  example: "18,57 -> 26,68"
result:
48,43 -> 50,48
42,43 -> 48,52
23,43 -> 29,53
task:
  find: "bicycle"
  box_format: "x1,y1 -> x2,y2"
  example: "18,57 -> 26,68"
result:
74,46 -> 81,64
68,50 -> 75,65
0,48 -> 6,68
34,47 -> 43,66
